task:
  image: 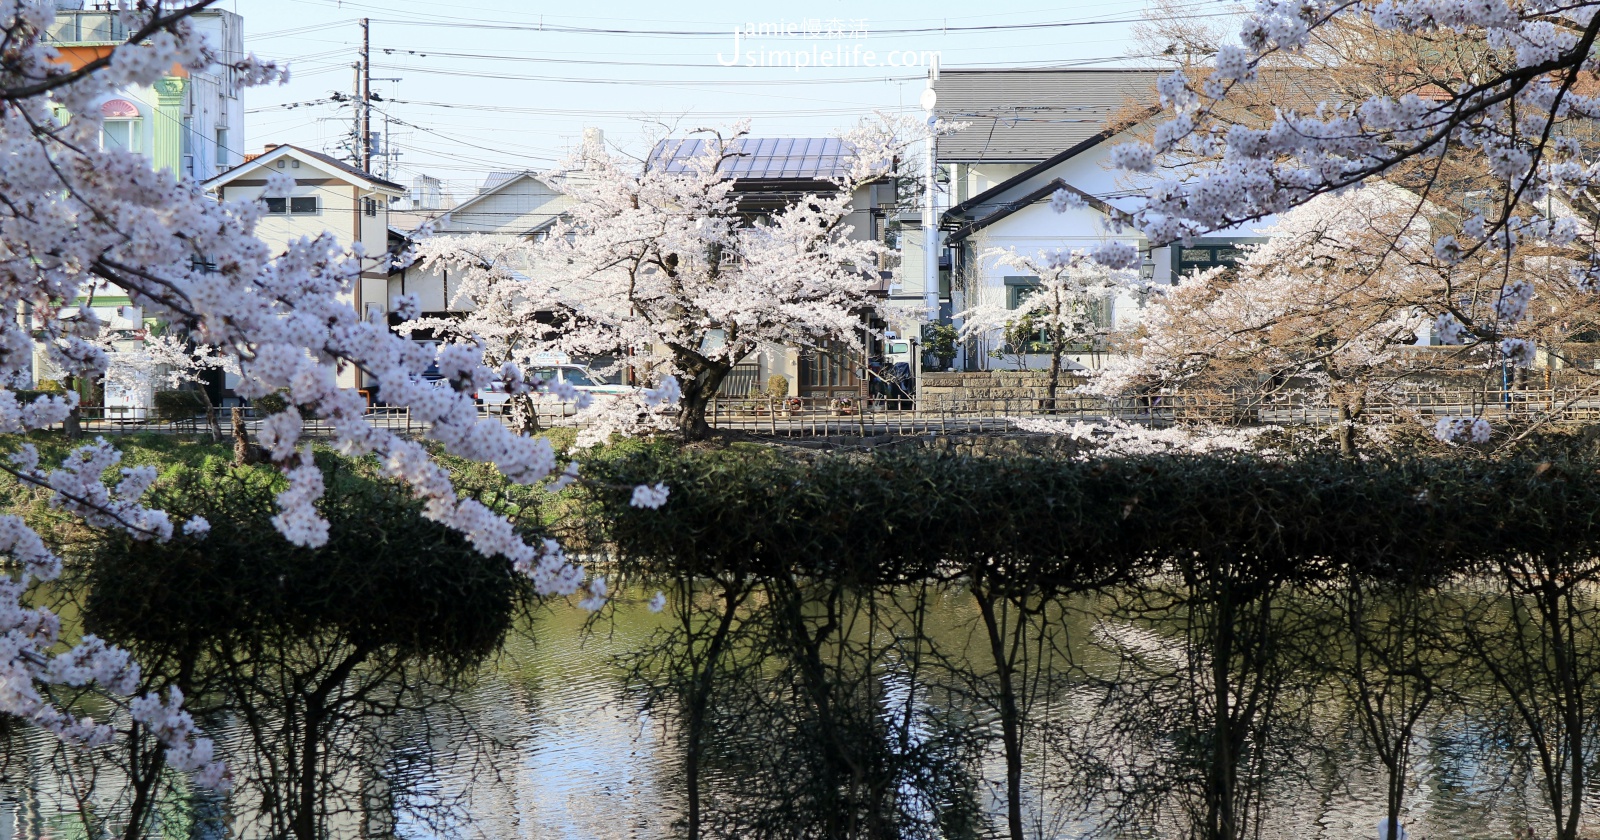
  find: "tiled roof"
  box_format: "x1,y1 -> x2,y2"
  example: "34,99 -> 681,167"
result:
647,137 -> 859,181
933,68 -> 1164,163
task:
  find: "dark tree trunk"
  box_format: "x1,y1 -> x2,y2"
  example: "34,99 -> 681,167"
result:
118,729 -> 164,840
199,387 -> 222,443
292,650 -> 366,840
509,393 -> 541,437
1207,578 -> 1237,840
677,362 -> 733,441
974,580 -> 1025,840
1336,391 -> 1365,458
1046,342 -> 1063,413
684,580 -> 746,840
64,376 -> 81,440
232,407 -> 260,465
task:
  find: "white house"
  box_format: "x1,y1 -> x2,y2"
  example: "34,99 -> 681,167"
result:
204,144 -> 406,394
388,168 -> 578,318
920,68 -> 1276,371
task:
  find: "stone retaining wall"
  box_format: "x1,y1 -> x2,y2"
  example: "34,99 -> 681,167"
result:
920,371 -> 1091,412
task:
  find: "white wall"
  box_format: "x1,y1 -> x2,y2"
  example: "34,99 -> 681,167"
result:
949,133 -> 1277,368
214,152 -> 401,389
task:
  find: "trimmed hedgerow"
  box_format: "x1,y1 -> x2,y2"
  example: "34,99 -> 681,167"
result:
580,444 -> 1600,588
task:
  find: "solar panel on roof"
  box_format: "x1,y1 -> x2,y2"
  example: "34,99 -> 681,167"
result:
648,137 -> 860,181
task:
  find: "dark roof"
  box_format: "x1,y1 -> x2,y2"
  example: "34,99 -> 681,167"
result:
480,171 -> 525,193
205,144 -> 404,192
296,147 -> 404,191
934,68 -> 1164,163
945,178 -> 1114,243
648,137 -> 859,181
944,107 -> 1159,220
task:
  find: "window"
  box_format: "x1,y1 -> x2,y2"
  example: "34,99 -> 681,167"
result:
99,99 -> 140,153
101,120 -> 138,152
215,128 -> 229,168
1177,242 -> 1257,278
562,369 -> 596,387
363,197 -> 378,217
1004,276 -> 1041,310
264,197 -> 319,215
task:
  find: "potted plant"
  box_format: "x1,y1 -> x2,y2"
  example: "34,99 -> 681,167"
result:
767,374 -> 791,416
830,396 -> 856,416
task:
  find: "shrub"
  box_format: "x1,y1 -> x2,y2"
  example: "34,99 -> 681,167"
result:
251,391 -> 288,416
86,461 -> 525,667
152,389 -> 207,420
82,460 -> 533,840
767,374 -> 790,398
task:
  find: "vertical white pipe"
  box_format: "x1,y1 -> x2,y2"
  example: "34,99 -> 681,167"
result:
921,58 -> 940,325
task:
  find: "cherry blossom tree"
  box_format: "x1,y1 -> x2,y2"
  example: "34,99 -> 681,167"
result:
0,0 -> 658,793
958,249 -> 1135,409
1099,0 -> 1600,442
102,331 -> 235,439
1101,185 -> 1600,453
420,123 -> 915,440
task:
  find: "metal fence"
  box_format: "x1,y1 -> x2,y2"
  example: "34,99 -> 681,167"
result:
72,403 -> 582,439
703,388 -> 1600,437
55,388 -> 1600,440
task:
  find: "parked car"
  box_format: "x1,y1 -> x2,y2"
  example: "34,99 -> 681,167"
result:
476,364 -> 640,415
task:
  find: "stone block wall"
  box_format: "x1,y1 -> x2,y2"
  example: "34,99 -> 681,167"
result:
920,371 -> 1090,413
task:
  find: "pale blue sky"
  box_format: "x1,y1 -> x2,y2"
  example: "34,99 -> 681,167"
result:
229,0 -> 1231,200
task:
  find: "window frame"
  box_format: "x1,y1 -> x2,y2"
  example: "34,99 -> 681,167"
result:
1174,238 -> 1266,279
100,118 -> 140,153
289,196 -> 320,215
1003,275 -> 1041,311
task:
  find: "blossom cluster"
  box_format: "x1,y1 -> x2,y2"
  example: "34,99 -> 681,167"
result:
1433,416 -> 1494,444
1097,0 -> 1600,440
1013,417 -> 1276,457
416,121 -> 904,436
0,0 -> 651,787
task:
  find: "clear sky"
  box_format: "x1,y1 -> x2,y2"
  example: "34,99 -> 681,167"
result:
229,0 -> 1232,201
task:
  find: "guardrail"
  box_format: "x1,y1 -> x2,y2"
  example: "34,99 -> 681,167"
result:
49,388 -> 1600,440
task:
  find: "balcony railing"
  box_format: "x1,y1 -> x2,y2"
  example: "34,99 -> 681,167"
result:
44,12 -> 129,45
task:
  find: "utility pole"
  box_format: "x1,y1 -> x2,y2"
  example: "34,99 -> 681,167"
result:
351,62 -> 361,164
920,57 -> 941,328
360,17 -> 372,173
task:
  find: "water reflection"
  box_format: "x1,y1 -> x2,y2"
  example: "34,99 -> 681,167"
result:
5,583 -> 1600,838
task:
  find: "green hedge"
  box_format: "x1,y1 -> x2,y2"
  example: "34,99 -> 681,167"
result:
580,445 -> 1600,588
153,389 -> 207,420
85,460 -> 526,669
251,391 -> 289,416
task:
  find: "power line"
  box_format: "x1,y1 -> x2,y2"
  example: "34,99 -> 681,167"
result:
365,14 -> 1235,37
271,0 -> 1234,38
